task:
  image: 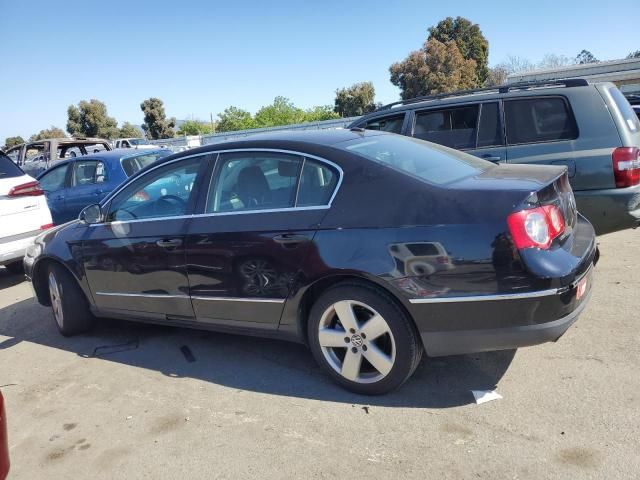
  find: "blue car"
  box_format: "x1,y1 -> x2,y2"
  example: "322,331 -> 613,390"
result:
37,149 -> 172,224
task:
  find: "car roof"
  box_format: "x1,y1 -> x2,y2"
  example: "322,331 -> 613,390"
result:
38,148 -> 168,174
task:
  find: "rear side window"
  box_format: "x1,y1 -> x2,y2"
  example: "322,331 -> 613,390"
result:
364,115 -> 404,134
297,159 -> 338,207
121,151 -> 171,176
477,102 -> 504,147
505,97 -> 578,145
609,87 -> 640,132
0,154 -> 24,178
413,105 -> 479,150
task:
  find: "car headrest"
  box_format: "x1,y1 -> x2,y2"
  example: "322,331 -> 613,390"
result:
278,160 -> 298,177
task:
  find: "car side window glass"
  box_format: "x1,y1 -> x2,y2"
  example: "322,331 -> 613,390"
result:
297,159 -> 338,207
413,105 -> 479,150
207,152 -> 302,213
108,157 -> 201,222
505,97 -> 578,145
73,161 -> 106,186
364,115 -> 404,134
477,102 -> 504,148
39,164 -> 69,192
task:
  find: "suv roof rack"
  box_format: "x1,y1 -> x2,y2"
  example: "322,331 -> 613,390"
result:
376,78 -> 589,111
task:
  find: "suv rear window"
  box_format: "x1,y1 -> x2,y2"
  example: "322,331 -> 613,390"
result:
340,134 -> 488,185
609,87 -> 640,132
505,97 -> 578,145
0,153 -> 25,178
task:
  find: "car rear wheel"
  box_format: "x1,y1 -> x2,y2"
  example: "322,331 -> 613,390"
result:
308,283 -> 423,395
4,261 -> 24,275
47,264 -> 94,336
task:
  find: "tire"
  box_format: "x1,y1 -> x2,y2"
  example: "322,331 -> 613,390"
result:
47,264 -> 94,336
308,282 -> 423,395
4,261 -> 24,275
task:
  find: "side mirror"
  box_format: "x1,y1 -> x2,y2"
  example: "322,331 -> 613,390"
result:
79,204 -> 103,224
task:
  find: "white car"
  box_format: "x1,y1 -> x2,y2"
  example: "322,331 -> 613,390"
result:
113,138 -> 159,150
0,152 -> 53,273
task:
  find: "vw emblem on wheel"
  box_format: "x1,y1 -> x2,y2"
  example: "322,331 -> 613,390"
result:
351,334 -> 364,347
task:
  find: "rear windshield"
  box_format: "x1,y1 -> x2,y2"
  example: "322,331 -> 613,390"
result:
339,134 -> 488,185
609,87 -> 640,133
121,151 -> 171,176
0,153 -> 25,178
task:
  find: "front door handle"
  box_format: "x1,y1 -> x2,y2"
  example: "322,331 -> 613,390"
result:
273,234 -> 310,245
156,238 -> 183,248
482,154 -> 502,162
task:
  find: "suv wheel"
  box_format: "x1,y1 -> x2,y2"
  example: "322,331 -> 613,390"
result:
308,283 -> 423,395
47,264 -> 94,336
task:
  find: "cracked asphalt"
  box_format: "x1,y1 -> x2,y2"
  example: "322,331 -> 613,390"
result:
0,229 -> 638,479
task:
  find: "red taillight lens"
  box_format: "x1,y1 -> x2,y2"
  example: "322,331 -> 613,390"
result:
507,205 -> 565,250
40,223 -> 54,230
612,147 -> 640,188
7,181 -> 44,197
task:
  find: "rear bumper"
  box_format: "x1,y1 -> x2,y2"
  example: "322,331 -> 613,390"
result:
0,231 -> 40,266
574,184 -> 640,235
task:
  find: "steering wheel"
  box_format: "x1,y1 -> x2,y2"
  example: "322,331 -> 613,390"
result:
154,195 -> 186,216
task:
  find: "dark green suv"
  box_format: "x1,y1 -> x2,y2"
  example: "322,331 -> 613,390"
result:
350,79 -> 640,235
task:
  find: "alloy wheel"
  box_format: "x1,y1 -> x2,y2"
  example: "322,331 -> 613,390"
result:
48,271 -> 64,328
318,300 -> 396,384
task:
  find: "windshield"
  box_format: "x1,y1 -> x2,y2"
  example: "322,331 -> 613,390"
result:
121,150 -> 172,176
0,153 -> 25,178
129,138 -> 150,146
339,134 -> 489,185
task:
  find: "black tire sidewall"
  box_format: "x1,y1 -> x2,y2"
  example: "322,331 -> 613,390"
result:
308,283 -> 421,395
49,264 -> 94,336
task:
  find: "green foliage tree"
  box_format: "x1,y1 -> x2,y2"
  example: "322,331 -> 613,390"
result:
30,126 -> 67,141
427,16 -> 489,85
216,107 -> 256,132
67,99 -> 119,139
176,120 -> 213,136
334,82 -> 376,117
576,50 -> 599,64
119,122 -> 143,138
486,66 -> 509,87
390,39 -> 477,99
627,50 -> 640,59
3,136 -> 24,149
254,97 -> 306,127
304,105 -> 341,122
140,98 -> 176,139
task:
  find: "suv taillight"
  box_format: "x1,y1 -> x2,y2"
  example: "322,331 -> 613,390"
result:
7,181 -> 44,197
507,205 -> 565,250
612,147 -> 640,188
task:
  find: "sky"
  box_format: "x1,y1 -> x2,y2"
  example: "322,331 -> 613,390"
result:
1,0 -> 638,142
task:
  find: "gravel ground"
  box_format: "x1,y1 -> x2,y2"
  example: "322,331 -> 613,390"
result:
0,228 -> 638,479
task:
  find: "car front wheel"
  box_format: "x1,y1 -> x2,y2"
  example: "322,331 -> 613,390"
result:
308,283 -> 423,395
47,264 -> 94,336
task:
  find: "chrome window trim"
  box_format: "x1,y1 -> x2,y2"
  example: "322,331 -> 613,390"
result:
408,288 -> 559,304
90,148 -> 343,227
191,296 -> 285,304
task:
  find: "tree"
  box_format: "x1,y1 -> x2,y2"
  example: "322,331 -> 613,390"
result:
140,98 -> 176,139
119,122 -> 143,138
216,106 -> 256,132
537,53 -> 573,69
67,99 -> 119,139
486,66 -> 509,87
30,126 -> 67,141
576,50 -> 599,64
3,136 -> 24,149
627,51 -> 640,59
254,97 -> 306,127
334,82 -> 376,117
390,39 -> 477,99
498,55 -> 534,74
303,106 -> 341,122
427,16 -> 489,85
176,120 -> 213,136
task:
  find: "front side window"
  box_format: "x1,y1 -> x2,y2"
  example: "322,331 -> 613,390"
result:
505,97 -> 578,145
413,105 -> 479,150
364,115 -> 405,134
39,164 -> 70,192
73,160 -> 107,186
108,157 -> 202,221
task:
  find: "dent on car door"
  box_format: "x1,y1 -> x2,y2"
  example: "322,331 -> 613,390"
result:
80,154 -> 210,320
186,151 -> 340,329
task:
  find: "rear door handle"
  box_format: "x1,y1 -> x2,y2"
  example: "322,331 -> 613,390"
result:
156,238 -> 183,248
273,234 -> 310,245
482,154 -> 502,162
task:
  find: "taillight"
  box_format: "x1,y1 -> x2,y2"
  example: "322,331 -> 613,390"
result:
8,181 -> 44,197
612,147 -> 640,188
40,223 -> 54,230
507,205 -> 565,250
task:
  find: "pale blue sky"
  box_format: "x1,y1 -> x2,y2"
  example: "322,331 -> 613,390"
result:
1,0 -> 638,141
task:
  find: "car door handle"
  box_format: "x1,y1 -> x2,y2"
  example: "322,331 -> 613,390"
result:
156,239 -> 183,248
481,154 -> 502,162
273,234 -> 310,245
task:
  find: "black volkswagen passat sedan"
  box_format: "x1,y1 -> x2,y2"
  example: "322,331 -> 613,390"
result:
24,129 -> 597,394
